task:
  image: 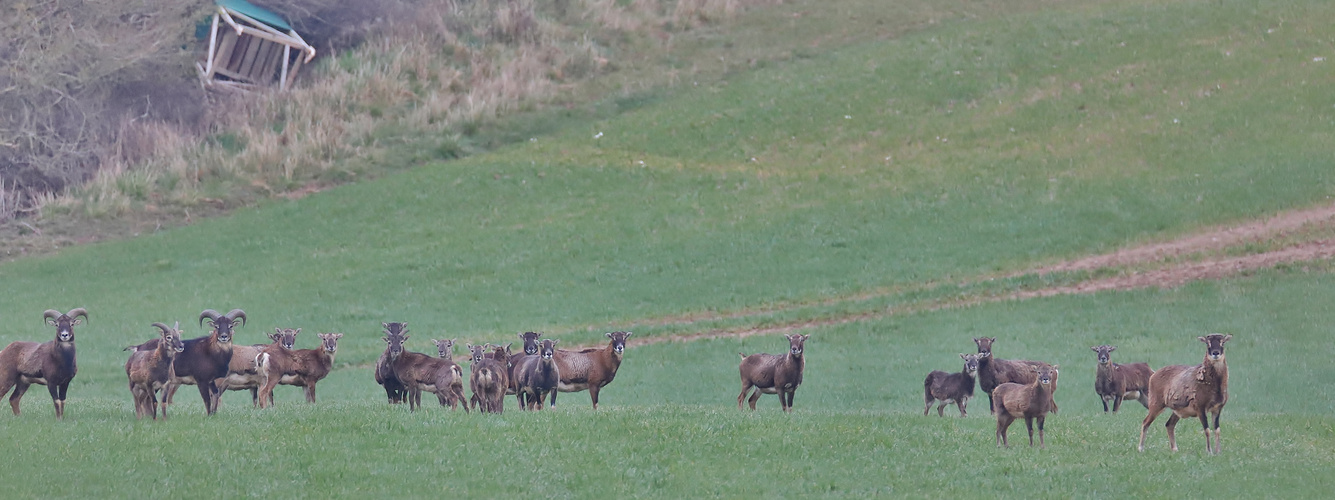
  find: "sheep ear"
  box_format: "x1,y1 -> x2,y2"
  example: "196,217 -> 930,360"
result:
1090,346 -> 1098,352
801,334 -> 810,341
1222,334 -> 1232,343
960,353 -> 968,360
294,328 -> 301,335
606,332 -> 614,339
1108,346 -> 1115,352
551,339 -> 559,346
1198,336 -> 1208,343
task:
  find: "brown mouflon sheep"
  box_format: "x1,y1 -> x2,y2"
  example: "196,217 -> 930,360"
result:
1138,334 -> 1231,454
429,339 -> 467,411
514,339 -> 561,410
924,353 -> 981,417
258,333 -> 342,407
375,322 -> 409,404
1091,345 -> 1153,413
974,337 -> 1058,414
160,309 -> 245,416
549,331 -> 632,410
125,322 -> 185,420
215,329 -> 295,408
468,343 -> 506,414
993,364 -> 1059,448
0,308 -> 88,420
738,334 -> 809,413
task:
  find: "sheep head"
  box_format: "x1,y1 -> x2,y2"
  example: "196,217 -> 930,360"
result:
784,333 -> 808,358
519,331 -> 542,355
151,322 -> 186,354
268,328 -> 301,349
432,339 -> 456,359
199,309 -> 247,343
959,353 -> 981,377
973,337 -> 997,355
317,333 -> 342,354
606,331 -> 632,355
466,343 -> 489,364
1198,333 -> 1232,362
382,322 -> 408,360
1091,345 -> 1116,365
539,339 -> 558,360
43,308 -> 88,343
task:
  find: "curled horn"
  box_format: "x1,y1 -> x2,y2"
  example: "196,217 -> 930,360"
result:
66,308 -> 88,323
151,322 -> 173,335
199,309 -> 222,327
224,309 -> 247,327
43,309 -> 61,325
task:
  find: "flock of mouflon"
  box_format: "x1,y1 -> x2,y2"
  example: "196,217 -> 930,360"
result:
0,308 -> 634,420
1,308 -> 1231,454
924,334 -> 1232,454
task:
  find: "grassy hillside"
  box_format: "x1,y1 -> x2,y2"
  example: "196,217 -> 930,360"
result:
1,0 -> 1333,497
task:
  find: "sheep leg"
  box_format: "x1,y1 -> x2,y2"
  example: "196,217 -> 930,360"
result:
1165,413 -> 1181,452
195,383 -> 215,416
738,382 -> 754,410
1198,413 -> 1214,455
784,389 -> 796,413
1112,394 -> 1123,413
1138,403 -> 1166,452
958,397 -> 968,417
1100,395 -> 1110,413
589,386 -> 601,410
747,389 -> 762,411
987,392 -> 996,415
149,389 -> 160,420
1036,415 -> 1046,448
923,397 -> 933,417
1025,417 -> 1035,447
517,391 -> 527,411
305,384 -> 317,404
1211,410 -> 1223,454
48,383 -> 66,420
937,402 -> 947,417
546,388 -> 556,410
9,381 -> 30,415
996,414 -> 1013,448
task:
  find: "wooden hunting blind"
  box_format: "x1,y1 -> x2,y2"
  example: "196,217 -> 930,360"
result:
199,0 -> 315,91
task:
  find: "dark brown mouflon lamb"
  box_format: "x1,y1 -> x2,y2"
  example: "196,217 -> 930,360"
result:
924,353 -> 981,417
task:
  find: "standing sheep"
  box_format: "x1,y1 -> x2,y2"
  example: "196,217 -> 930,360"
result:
973,337 -> 1058,414
0,308 -> 88,420
737,334 -> 809,413
993,364 -> 1059,448
1090,345 -> 1153,413
1138,334 -> 1231,454
924,353 -> 981,417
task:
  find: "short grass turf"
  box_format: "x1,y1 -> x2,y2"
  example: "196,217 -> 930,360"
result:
2,269 -> 1334,497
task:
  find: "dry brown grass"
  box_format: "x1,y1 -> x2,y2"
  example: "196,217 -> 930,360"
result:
4,0 -> 781,252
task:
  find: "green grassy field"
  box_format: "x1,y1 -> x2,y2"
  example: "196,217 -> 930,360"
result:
2,0 -> 1334,497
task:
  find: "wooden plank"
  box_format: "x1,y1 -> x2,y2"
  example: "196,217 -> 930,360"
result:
279,45 -> 290,90
225,33 -> 249,73
236,34 -> 265,81
205,14 -> 220,78
284,56 -> 303,91
257,41 -> 284,83
213,30 -> 240,77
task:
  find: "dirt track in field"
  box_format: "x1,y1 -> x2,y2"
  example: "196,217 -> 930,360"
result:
625,202 -> 1335,347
